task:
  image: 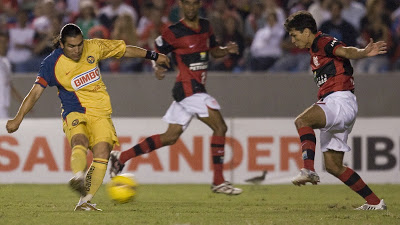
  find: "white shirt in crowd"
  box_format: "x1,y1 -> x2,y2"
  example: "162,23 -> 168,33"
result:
250,24 -> 285,58
7,26 -> 35,64
0,56 -> 12,118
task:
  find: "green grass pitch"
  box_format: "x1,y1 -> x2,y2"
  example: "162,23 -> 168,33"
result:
0,184 -> 399,225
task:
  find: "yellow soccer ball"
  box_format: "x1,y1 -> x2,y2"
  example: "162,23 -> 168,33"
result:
107,173 -> 138,203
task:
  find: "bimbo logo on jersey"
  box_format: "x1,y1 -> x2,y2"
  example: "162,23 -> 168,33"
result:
71,67 -> 100,90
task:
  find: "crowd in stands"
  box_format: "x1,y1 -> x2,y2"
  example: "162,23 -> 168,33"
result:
1,0 -> 399,74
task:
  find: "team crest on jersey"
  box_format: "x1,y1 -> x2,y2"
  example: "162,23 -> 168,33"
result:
87,56 -> 95,64
313,56 -> 319,67
200,52 -> 206,60
71,67 -> 100,91
72,119 -> 79,126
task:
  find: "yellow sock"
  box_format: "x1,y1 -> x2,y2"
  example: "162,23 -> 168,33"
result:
85,158 -> 108,199
70,145 -> 88,175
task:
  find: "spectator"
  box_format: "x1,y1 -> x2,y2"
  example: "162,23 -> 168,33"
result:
288,0 -> 314,15
390,5 -> 400,70
249,10 -> 285,71
207,0 -> 229,43
0,0 -> 18,19
32,0 -> 55,35
18,0 -> 36,13
138,7 -> 170,50
244,0 -> 265,47
320,0 -> 358,47
88,24 -> 110,39
28,13 -> 63,73
0,31 -> 22,119
168,1 -> 181,24
308,0 -> 332,28
65,0 -> 81,22
98,0 -> 138,31
264,0 -> 286,27
355,0 -> 391,73
75,0 -> 99,39
139,6 -> 171,72
7,10 -> 35,72
340,0 -> 366,31
137,1 -> 154,36
210,12 -> 245,72
268,34 -> 310,73
231,0 -> 252,21
105,13 -> 142,73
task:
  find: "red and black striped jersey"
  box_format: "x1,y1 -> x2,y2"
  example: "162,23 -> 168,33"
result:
310,32 -> 354,99
155,18 -> 217,101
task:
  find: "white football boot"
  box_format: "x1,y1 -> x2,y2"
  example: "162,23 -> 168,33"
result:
211,181 -> 243,195
291,168 -> 320,186
355,199 -> 387,210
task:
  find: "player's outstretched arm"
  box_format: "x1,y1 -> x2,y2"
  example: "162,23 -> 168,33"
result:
123,45 -> 170,68
6,84 -> 44,133
210,41 -> 239,58
334,38 -> 387,60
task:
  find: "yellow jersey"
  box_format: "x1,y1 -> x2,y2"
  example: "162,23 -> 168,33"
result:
35,39 -> 126,119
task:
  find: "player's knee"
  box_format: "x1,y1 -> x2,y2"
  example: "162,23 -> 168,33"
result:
71,134 -> 89,148
162,133 -> 180,146
294,116 -> 309,129
92,142 -> 112,159
325,163 -> 342,177
213,123 -> 227,135
165,137 -> 179,145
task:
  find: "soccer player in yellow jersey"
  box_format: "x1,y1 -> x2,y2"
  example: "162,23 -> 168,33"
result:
6,23 -> 170,211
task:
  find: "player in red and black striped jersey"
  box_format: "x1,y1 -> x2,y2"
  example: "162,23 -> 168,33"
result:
310,32 -> 355,99
285,11 -> 387,210
109,0 -> 242,195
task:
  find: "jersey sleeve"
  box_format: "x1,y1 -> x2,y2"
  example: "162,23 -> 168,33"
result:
155,29 -> 175,54
35,58 -> 57,88
94,39 -> 127,60
324,37 -> 345,57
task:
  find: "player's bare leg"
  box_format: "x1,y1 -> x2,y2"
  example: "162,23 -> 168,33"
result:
324,150 -> 386,210
198,108 -> 242,195
110,124 -> 183,177
292,105 -> 325,186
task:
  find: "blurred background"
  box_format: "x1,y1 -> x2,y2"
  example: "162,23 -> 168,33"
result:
0,0 -> 399,74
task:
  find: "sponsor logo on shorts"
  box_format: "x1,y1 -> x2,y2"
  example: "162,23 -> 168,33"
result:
71,67 -> 100,90
72,119 -> 79,126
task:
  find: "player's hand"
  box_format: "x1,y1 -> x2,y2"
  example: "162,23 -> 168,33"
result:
156,53 -> 170,68
365,38 -> 387,57
6,118 -> 22,133
226,41 -> 239,55
153,62 -> 168,80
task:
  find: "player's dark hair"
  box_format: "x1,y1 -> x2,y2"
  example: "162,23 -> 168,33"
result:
53,23 -> 83,49
284,11 -> 317,34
